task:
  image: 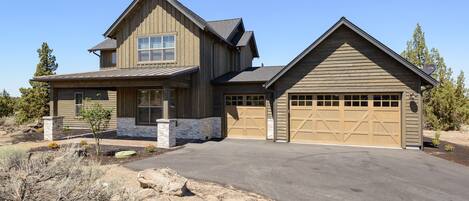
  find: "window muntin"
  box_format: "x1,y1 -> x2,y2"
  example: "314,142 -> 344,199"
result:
74,92 -> 83,117
317,95 -> 339,107
373,95 -> 399,107
137,89 -> 163,125
225,95 -> 265,106
345,95 -> 368,107
246,95 -> 265,106
138,35 -> 175,63
290,95 -> 313,106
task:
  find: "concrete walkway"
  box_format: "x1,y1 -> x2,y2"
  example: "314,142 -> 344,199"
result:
125,139 -> 469,201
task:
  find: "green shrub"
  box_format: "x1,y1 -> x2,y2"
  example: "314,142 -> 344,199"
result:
444,144 -> 455,152
79,140 -> 88,147
0,90 -> 15,118
144,144 -> 157,153
47,142 -> 60,150
432,130 -> 441,147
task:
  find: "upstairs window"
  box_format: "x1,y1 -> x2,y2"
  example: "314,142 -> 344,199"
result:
138,35 -> 175,63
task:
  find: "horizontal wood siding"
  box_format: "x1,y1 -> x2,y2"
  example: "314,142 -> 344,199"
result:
100,50 -> 116,69
115,0 -> 200,68
274,26 -> 422,147
57,89 -> 117,129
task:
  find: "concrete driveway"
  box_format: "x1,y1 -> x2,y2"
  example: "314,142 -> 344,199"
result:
126,139 -> 469,201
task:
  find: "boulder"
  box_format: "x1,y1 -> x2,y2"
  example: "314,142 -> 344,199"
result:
114,151 -> 137,159
136,189 -> 159,200
137,168 -> 188,196
0,130 -> 7,135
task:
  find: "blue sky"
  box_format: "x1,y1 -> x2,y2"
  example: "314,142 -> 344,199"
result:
0,0 -> 467,96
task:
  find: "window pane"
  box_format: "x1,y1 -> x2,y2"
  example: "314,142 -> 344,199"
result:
138,50 -> 150,62
374,102 -> 381,107
317,101 -> 324,106
374,95 -> 381,101
299,101 -> 305,106
138,108 -> 150,124
391,95 -> 399,100
345,101 -> 352,107
391,101 -> 399,107
150,90 -> 162,106
325,101 -> 332,106
353,95 -> 359,100
382,95 -> 390,100
317,95 -> 324,100
111,52 -> 117,65
325,95 -> 332,100
306,95 -> 313,100
361,95 -> 368,100
361,101 -> 368,107
138,90 -> 150,106
75,105 -> 82,116
150,36 -> 162,48
345,95 -> 351,100
75,93 -> 83,104
138,38 -> 149,49
150,108 -> 162,123
353,101 -> 360,107
332,101 -> 339,106
333,95 -> 339,100
150,50 -> 162,61
163,35 -> 175,48
382,101 -> 390,107
305,101 -> 312,106
291,101 -> 298,106
163,49 -> 175,61
299,96 -> 305,100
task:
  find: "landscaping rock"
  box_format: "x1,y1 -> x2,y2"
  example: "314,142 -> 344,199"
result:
0,130 -> 7,135
136,189 -> 159,200
115,151 -> 137,159
137,168 -> 188,196
104,148 -> 126,156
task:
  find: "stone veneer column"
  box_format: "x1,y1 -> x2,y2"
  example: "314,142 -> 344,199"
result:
157,119 -> 176,149
43,116 -> 64,141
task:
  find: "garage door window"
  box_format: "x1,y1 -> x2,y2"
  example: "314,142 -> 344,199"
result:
345,95 -> 368,107
225,95 -> 244,106
373,95 -> 399,107
291,95 -> 313,106
246,95 -> 265,106
317,95 -> 339,107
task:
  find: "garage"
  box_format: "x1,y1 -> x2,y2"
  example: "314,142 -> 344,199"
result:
225,95 -> 266,139
289,94 -> 401,147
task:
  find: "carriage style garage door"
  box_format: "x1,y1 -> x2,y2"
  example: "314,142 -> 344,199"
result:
289,94 -> 401,147
225,95 -> 266,139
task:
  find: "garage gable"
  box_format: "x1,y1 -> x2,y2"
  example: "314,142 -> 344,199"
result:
264,17 -> 438,88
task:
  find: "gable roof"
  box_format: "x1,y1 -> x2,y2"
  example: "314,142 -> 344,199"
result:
212,66 -> 283,84
88,38 -> 117,52
207,18 -> 243,41
103,0 -> 233,46
264,17 -> 438,88
237,31 -> 259,57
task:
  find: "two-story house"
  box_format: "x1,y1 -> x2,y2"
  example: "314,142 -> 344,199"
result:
35,0 -> 437,150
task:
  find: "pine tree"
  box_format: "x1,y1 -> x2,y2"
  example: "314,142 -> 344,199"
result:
401,24 -> 431,68
0,89 -> 15,118
16,43 -> 58,124
402,24 -> 469,130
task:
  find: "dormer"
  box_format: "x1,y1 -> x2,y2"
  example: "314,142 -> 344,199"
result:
89,38 -> 117,69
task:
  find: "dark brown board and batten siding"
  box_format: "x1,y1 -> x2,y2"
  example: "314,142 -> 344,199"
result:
273,26 -> 422,147
114,0 -> 201,69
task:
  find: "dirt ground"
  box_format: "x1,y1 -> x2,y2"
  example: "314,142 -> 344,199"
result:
100,165 -> 272,201
423,129 -> 469,146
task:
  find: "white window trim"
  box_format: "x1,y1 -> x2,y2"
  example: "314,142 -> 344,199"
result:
74,92 -> 84,117
137,35 -> 176,64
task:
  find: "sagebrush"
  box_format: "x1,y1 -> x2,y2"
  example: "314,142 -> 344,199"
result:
0,146 -> 135,201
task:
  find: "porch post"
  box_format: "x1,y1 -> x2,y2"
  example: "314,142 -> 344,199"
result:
49,86 -> 58,116
162,86 -> 171,119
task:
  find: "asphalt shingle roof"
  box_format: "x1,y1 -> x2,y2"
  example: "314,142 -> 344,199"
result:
207,18 -> 242,41
88,38 -> 117,51
33,66 -> 199,82
212,66 -> 284,84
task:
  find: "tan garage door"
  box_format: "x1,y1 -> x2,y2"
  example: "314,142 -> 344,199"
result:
289,94 -> 401,147
225,95 -> 266,139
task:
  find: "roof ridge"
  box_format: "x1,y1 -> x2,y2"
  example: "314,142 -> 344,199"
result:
207,18 -> 242,23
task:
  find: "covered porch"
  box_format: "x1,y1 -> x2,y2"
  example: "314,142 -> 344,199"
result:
34,67 -> 221,148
